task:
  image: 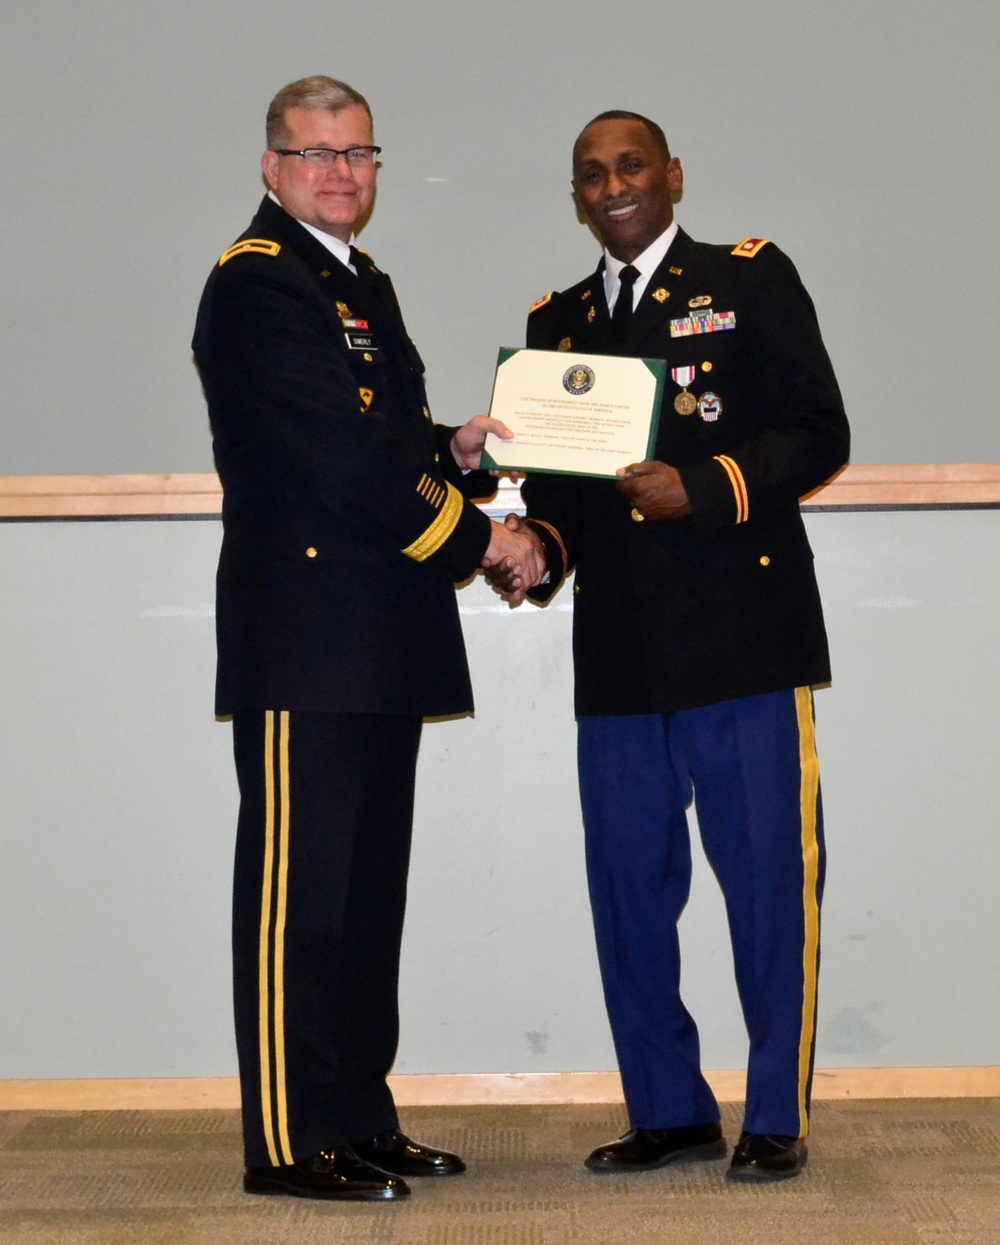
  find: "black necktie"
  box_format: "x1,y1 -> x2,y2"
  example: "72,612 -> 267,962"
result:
611,264 -> 640,342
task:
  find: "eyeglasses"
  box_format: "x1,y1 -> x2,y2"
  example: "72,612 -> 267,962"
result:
273,146 -> 381,169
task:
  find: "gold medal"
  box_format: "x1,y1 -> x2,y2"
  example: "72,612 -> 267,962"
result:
671,366 -> 698,416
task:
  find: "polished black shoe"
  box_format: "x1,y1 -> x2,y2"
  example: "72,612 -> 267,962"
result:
351,1128 -> 467,1178
584,1123 -> 726,1172
727,1131 -> 808,1182
244,1148 -> 410,1200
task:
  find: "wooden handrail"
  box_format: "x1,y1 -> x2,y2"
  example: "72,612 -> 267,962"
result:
1,465 -> 999,519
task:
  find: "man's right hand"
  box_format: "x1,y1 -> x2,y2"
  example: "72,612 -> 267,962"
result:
482,514 -> 546,606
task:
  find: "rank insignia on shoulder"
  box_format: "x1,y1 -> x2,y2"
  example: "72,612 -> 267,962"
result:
218,238 -> 281,266
359,387 -> 374,412
558,337 -> 572,351
732,237 -> 771,259
355,245 -> 380,273
529,291 -> 554,314
652,288 -> 669,303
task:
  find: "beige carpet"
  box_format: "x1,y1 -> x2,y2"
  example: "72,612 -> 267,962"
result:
1,1099 -> 998,1244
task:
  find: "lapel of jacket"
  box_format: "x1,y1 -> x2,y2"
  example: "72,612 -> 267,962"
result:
626,228 -> 704,353
568,232 -> 707,358
249,197 -> 382,331
562,260 -> 617,355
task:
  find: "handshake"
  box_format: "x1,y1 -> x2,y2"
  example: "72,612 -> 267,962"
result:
452,411 -> 691,607
482,515 -> 546,607
451,413 -> 547,606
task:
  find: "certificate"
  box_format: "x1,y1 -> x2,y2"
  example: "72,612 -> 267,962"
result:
481,348 -> 665,479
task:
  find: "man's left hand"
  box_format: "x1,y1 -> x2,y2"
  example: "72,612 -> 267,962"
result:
451,415 -> 513,471
615,460 -> 692,521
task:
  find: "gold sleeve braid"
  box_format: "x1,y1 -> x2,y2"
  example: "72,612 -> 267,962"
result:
415,473 -> 446,509
713,455 -> 749,523
526,518 -> 568,577
402,482 -> 464,562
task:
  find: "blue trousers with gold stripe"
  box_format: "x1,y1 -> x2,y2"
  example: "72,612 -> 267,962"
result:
577,687 -> 824,1139
231,710 -> 423,1168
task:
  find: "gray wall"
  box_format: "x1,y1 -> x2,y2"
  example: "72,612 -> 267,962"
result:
1,509 -> 997,1078
2,0 -> 999,473
2,0 -> 998,1081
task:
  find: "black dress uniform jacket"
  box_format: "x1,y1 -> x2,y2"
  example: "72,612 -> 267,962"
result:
522,228 -> 850,715
193,196 -> 493,717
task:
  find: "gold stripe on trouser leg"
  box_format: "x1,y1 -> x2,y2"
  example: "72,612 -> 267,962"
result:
257,711 -> 294,1166
258,711 -> 279,1166
272,712 -> 294,1163
795,686 -> 822,1138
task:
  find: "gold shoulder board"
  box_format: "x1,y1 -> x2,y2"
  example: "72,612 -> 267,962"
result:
529,290 -> 554,314
219,238 -> 282,266
731,237 -> 771,260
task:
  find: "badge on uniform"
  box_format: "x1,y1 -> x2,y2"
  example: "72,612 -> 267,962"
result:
669,307 -> 737,338
671,366 -> 698,415
346,331 -> 378,352
698,392 -> 722,422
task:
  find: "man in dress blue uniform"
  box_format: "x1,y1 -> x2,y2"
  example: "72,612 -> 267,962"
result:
193,76 -> 536,1202
490,111 -> 849,1181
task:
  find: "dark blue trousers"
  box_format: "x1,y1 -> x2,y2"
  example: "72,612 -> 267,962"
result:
577,687 -> 824,1138
231,711 -> 423,1168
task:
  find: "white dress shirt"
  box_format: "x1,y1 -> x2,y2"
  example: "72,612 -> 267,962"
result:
604,221 -> 679,314
268,190 -> 358,273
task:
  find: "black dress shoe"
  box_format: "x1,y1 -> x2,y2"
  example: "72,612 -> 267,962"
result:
351,1128 -> 467,1177
244,1148 -> 410,1200
584,1123 -> 726,1172
727,1131 -> 808,1181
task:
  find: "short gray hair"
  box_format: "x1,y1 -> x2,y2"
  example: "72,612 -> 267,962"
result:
265,76 -> 373,149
